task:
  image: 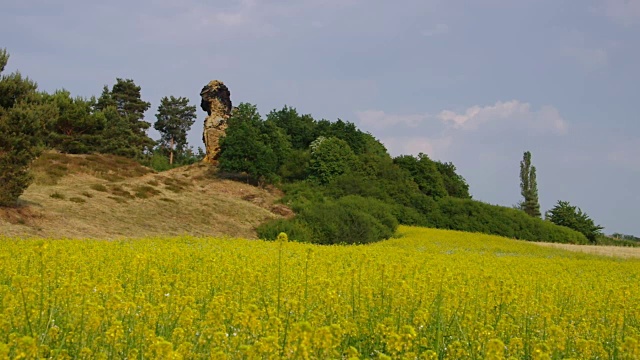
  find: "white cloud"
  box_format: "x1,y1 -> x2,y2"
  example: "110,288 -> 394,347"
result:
358,101 -> 567,135
599,0 -> 640,26
437,100 -> 568,134
421,23 -> 449,37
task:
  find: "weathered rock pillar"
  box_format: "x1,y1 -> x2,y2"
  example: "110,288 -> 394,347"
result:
200,80 -> 232,163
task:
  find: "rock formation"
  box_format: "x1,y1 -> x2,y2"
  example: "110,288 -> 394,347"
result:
200,80 -> 232,163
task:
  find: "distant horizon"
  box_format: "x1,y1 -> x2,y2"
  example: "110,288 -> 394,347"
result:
2,0 -> 638,234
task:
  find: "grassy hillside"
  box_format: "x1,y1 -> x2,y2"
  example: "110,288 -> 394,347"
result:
1,226 -> 639,358
0,151 -> 290,239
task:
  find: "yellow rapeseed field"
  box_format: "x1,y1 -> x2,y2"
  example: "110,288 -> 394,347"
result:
1,226 -> 639,359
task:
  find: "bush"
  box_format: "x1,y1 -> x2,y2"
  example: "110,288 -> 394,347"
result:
296,196 -> 398,245
257,218 -> 314,243
433,198 -> 589,244
336,196 -> 398,236
147,152 -> 172,172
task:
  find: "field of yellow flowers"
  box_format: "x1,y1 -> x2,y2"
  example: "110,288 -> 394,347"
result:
1,226 -> 639,359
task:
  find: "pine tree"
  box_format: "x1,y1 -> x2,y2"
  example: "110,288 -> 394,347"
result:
0,49 -> 53,206
95,78 -> 154,157
546,200 -> 603,243
43,90 -> 106,154
153,96 -> 197,165
520,151 -> 541,217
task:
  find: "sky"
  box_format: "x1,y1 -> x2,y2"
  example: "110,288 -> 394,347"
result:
2,0 -> 639,235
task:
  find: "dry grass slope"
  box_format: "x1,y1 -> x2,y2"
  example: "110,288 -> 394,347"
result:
0,152 -> 288,239
534,242 -> 640,259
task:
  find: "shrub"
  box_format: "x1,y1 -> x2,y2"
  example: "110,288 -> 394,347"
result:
257,219 -> 314,243
147,152 -> 172,172
296,196 -> 398,245
336,196 -> 398,237
433,198 -> 588,244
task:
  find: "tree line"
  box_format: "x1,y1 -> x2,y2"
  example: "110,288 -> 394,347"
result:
1,48 -> 623,245
0,49 -> 201,206
215,103 -> 605,245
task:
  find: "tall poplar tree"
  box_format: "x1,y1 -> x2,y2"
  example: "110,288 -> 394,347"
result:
520,151 -> 541,217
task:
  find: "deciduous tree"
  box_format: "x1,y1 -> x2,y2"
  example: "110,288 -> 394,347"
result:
153,96 -> 197,164
394,153 -> 448,199
218,103 -> 279,184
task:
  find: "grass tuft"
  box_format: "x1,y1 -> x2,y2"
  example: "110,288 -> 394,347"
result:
134,185 -> 162,199
108,185 -> 134,199
89,184 -> 108,192
107,196 -> 128,204
49,192 -> 65,200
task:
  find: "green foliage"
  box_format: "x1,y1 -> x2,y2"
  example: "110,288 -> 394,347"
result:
0,50 -> 50,206
218,103 -> 280,184
256,218 -> 314,243
296,196 -> 398,245
432,198 -> 588,244
146,152 -> 172,172
394,153 -> 448,199
315,119 -> 370,155
0,59 -> 37,110
546,200 -> 603,243
42,90 -> 105,154
261,120 -> 292,171
98,107 -> 141,158
520,151 -> 541,217
308,137 -> 358,184
278,149 -> 310,182
95,78 -> 154,157
153,96 -> 197,164
0,49 -> 6,74
434,161 -> 471,199
266,106 -> 316,150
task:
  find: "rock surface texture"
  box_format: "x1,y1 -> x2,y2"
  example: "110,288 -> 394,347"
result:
201,80 -> 232,163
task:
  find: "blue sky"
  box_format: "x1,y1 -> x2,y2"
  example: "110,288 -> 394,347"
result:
2,0 -> 639,234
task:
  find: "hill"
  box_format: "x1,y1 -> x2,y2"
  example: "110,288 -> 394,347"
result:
0,151 -> 290,239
